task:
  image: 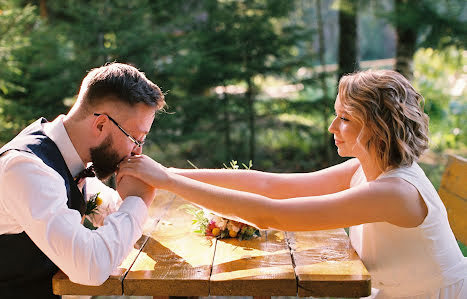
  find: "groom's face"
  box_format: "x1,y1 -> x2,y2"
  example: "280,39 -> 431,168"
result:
90,103 -> 157,180
90,134 -> 122,180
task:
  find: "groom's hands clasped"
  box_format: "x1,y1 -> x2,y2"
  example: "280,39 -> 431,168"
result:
116,156 -> 160,207
117,155 -> 171,190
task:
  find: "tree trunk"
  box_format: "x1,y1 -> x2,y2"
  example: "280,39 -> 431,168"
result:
395,0 -> 417,80
222,88 -> 231,161
338,0 -> 359,81
246,77 -> 255,163
316,0 -> 332,165
40,0 -> 48,19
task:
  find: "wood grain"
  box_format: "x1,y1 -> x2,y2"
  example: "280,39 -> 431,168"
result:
287,229 -> 371,297
52,239 -> 143,295
123,196 -> 216,296
439,154 -> 467,244
210,230 -> 297,296
53,192 -> 372,297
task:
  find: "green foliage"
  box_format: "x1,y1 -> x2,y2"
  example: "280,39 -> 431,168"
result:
82,217 -> 97,230
413,47 -> 466,151
238,225 -> 261,241
382,0 -> 466,50
459,241 -> 467,257
223,160 -> 252,170
181,204 -> 209,234
419,162 -> 444,191
0,3 -> 38,140
0,0 -> 464,178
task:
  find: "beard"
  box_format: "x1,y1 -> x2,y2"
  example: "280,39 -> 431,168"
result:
90,135 -> 123,180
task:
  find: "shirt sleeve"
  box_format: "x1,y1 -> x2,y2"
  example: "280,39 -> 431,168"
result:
0,152 -> 148,285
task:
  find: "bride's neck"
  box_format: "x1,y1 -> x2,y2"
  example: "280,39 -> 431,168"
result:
358,154 -> 383,182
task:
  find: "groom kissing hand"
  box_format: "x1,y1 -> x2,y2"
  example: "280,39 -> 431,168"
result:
0,63 -> 165,298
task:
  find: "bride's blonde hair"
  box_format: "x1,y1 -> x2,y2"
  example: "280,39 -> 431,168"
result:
338,69 -> 429,172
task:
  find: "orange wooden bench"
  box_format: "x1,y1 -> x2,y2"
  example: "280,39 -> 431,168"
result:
439,154 -> 467,247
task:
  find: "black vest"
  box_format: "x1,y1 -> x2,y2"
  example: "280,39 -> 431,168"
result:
0,118 -> 86,299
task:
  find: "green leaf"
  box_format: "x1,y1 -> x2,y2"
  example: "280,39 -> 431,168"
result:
83,217 -> 97,230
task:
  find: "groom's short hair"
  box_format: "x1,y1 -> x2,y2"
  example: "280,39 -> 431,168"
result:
78,62 -> 165,110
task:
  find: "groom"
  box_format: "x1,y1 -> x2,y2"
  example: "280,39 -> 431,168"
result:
0,63 -> 165,298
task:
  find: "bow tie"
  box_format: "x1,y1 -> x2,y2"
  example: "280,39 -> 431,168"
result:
74,165 -> 95,184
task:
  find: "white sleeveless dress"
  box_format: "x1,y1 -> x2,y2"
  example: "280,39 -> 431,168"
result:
349,163 -> 467,298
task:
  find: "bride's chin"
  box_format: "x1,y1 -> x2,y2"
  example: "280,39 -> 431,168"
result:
336,148 -> 353,158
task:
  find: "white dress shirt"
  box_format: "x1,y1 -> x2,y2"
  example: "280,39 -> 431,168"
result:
0,115 -> 148,285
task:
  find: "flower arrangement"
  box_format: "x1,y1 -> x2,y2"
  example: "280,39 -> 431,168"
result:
183,205 -> 261,240
183,160 -> 260,240
83,192 -> 102,230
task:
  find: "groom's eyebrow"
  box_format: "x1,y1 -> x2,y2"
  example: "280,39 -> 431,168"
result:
134,127 -> 150,135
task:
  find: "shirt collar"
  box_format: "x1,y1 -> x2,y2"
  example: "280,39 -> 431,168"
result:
43,115 -> 86,178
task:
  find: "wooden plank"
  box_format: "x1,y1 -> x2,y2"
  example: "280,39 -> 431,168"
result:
52,190 -> 174,296
52,238 -> 143,295
440,155 -> 467,199
287,229 -> 371,297
123,196 -> 216,296
440,191 -> 467,245
439,154 -> 467,245
210,230 -> 297,296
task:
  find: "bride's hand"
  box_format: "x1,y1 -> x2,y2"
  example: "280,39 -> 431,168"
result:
117,155 -> 170,188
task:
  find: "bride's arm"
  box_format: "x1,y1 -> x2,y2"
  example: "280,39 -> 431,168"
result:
169,158 -> 360,198
163,168 -> 426,231
118,156 -> 426,230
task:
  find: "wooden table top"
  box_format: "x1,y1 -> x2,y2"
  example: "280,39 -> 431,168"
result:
53,191 -> 371,297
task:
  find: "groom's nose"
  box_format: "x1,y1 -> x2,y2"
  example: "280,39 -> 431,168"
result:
131,144 -> 143,156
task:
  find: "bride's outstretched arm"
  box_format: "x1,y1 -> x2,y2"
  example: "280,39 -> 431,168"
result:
168,158 -> 360,198
117,155 -> 425,230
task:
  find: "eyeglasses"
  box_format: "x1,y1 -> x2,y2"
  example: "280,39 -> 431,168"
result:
94,113 -> 145,148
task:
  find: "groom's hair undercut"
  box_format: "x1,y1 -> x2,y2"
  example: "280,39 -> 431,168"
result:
78,62 -> 165,110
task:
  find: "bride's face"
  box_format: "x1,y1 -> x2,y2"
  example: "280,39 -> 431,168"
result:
328,95 -> 369,158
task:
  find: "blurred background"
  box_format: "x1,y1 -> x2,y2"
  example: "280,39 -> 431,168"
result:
1,0 -> 466,188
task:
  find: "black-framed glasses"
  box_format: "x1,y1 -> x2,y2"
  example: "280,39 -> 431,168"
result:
94,113 -> 145,148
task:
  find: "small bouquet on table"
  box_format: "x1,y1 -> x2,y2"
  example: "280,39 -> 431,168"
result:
183,205 -> 261,240
183,160 -> 261,240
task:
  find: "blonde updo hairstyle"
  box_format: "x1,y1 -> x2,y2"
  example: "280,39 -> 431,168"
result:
338,69 -> 429,172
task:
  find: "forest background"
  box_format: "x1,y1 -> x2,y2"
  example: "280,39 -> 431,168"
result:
0,1 -> 465,226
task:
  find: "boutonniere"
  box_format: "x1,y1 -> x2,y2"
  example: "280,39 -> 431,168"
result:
82,192 -> 102,230
85,192 -> 103,215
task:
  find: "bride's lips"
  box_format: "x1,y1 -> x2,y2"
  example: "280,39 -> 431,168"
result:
334,139 -> 343,145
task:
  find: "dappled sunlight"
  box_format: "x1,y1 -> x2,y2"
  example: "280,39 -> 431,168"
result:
213,240 -> 289,265
211,264 -> 293,280
297,260 -> 369,276
114,247 -> 141,273
130,233 -> 215,270
127,251 -> 156,272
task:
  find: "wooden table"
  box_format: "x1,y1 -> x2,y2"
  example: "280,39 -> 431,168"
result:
53,191 -> 371,298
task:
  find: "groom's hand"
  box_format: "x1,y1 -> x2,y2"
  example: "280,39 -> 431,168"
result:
117,175 -> 156,207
